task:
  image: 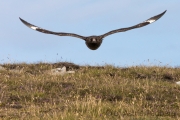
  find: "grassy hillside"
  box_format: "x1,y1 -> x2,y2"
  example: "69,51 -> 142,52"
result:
0,62 -> 180,120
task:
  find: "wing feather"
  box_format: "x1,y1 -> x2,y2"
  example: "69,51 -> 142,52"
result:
19,18 -> 86,40
101,10 -> 167,38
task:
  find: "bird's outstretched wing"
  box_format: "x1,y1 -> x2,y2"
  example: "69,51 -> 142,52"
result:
19,18 -> 86,40
101,10 -> 167,38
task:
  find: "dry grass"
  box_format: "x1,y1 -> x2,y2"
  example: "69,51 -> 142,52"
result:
0,62 -> 180,120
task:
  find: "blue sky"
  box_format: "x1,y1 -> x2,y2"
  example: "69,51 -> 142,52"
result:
0,1 -> 179,67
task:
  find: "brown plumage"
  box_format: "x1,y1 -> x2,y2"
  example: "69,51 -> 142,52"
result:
19,10 -> 166,50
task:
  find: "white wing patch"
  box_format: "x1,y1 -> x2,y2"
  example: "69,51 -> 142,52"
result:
145,19 -> 156,23
30,26 -> 38,30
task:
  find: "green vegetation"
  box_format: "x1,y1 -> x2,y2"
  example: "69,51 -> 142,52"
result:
0,62 -> 180,120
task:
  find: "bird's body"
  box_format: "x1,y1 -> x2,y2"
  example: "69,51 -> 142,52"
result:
19,10 -> 166,50
84,36 -> 103,50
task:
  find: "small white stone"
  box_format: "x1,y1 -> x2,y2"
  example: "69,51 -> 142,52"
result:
50,66 -> 75,75
60,66 -> 66,72
176,81 -> 180,85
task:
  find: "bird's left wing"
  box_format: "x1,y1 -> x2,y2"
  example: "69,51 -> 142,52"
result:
101,10 -> 167,38
19,18 -> 86,40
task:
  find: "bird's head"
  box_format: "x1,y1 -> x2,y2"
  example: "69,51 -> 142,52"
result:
85,36 -> 103,50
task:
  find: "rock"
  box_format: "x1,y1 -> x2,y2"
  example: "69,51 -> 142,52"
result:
50,66 -> 75,75
9,69 -> 23,73
176,81 -> 180,85
67,71 -> 75,74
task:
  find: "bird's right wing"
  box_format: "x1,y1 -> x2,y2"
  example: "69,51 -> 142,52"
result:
19,18 -> 86,40
101,10 -> 167,38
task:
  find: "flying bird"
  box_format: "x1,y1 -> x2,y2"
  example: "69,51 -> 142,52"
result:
19,10 -> 166,50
